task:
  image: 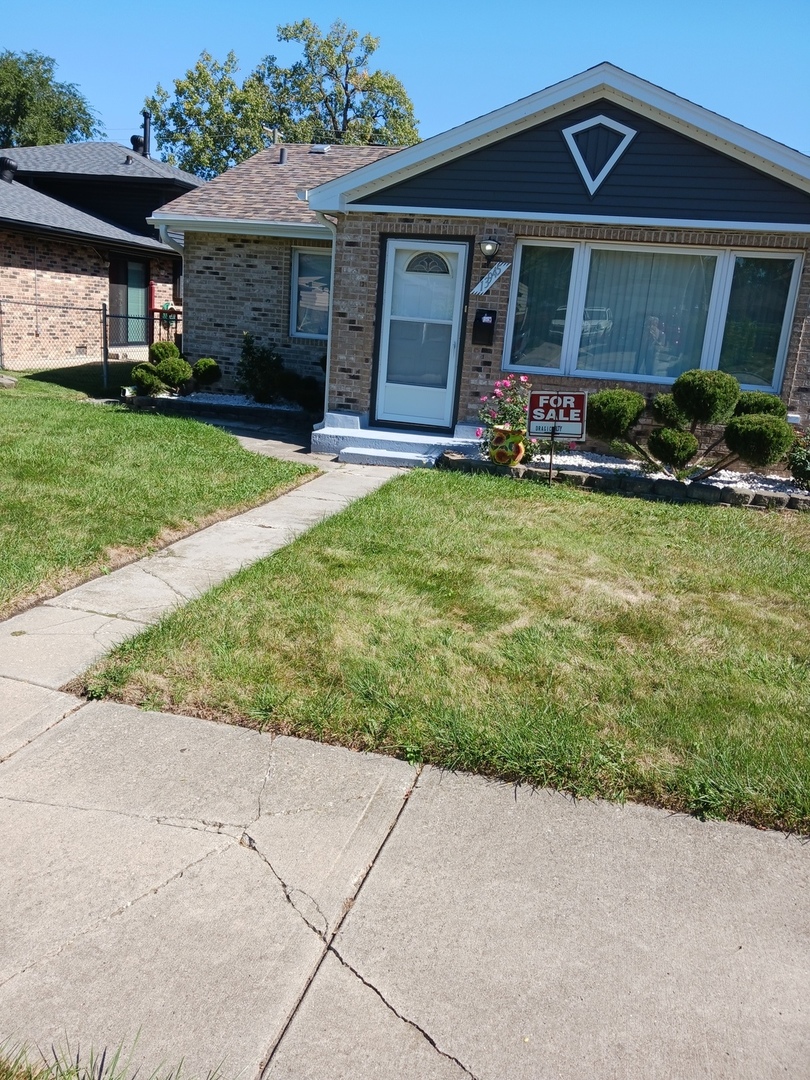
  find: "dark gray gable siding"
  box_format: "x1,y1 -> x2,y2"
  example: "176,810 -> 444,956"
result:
353,101 -> 810,223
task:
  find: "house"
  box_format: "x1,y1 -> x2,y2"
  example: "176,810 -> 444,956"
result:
153,64 -> 810,463
0,138 -> 201,367
150,143 -> 400,388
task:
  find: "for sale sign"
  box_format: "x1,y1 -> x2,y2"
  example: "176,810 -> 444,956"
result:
528,391 -> 588,440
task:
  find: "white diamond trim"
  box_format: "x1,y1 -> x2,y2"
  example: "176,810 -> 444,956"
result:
562,114 -> 637,195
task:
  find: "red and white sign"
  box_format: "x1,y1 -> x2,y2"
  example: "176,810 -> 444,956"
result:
528,391 -> 588,440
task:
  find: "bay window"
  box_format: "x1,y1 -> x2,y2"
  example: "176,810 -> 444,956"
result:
505,240 -> 802,393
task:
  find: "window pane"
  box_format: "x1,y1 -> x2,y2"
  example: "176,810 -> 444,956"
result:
295,252 -> 331,336
575,250 -> 715,378
386,320 -> 451,387
391,249 -> 457,321
509,245 -> 574,369
719,257 -> 794,387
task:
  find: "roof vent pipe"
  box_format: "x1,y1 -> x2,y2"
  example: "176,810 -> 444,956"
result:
0,157 -> 18,183
141,110 -> 151,157
279,146 -> 288,165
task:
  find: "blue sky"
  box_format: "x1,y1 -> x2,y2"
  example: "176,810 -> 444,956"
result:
4,0 -> 810,155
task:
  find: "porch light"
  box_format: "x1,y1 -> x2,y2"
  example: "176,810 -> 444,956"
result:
479,238 -> 500,265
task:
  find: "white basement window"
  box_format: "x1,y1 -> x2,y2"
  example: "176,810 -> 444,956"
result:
503,240 -> 803,393
291,249 -> 331,339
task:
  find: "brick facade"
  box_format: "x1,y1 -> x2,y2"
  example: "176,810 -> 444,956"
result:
0,227 -> 175,367
327,214 -> 810,426
182,232 -> 331,389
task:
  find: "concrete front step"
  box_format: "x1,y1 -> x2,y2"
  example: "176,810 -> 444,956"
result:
312,411 -> 479,462
337,447 -> 435,467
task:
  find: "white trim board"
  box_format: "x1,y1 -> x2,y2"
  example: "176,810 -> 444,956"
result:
307,63 -> 810,212
148,215 -> 331,240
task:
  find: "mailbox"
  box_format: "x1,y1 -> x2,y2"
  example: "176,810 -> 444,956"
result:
472,308 -> 497,346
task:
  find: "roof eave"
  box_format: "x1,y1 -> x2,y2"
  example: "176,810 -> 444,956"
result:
148,213 -> 332,239
0,216 -> 172,254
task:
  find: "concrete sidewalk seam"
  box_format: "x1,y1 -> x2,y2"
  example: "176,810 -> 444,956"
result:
0,840 -> 235,991
0,693 -> 86,764
0,793 -> 248,836
257,766 -> 424,1079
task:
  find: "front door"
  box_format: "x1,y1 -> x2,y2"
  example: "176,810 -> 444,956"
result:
375,240 -> 467,428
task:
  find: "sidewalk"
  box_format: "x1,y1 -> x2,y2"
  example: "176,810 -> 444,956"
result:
1,434 -> 808,1079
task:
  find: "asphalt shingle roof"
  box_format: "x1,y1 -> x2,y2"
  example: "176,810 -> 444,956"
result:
0,180 -> 168,252
153,144 -> 400,225
2,142 -> 203,187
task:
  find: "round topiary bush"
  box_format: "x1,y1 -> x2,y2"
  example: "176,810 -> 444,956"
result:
131,363 -> 167,396
192,357 -> 222,386
586,389 -> 646,442
734,391 -> 787,418
651,392 -> 688,430
723,413 -> 795,467
671,369 -> 739,426
785,431 -> 810,489
154,355 -> 193,390
148,340 -> 181,365
647,426 -> 699,469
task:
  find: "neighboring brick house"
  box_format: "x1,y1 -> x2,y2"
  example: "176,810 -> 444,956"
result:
0,140 -> 201,366
301,63 -> 810,459
149,144 -> 400,388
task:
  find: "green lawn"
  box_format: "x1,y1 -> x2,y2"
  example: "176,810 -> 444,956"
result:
82,469 -> 810,834
0,378 -> 314,617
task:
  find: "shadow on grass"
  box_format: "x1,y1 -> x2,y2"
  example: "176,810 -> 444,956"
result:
20,362 -> 134,399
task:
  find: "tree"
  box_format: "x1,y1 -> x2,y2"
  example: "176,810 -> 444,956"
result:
0,50 -> 103,147
266,19 -> 419,147
146,21 -> 418,178
145,51 -> 280,180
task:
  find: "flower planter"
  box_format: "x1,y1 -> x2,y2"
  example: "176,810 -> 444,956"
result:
489,425 -> 527,466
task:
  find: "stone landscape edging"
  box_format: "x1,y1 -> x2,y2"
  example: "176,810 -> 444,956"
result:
436,451 -> 810,512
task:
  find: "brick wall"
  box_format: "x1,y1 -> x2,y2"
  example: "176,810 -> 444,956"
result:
182,232 -> 330,389
0,228 -> 176,367
327,214 -> 810,425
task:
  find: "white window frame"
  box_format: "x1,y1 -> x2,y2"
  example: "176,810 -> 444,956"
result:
502,238 -> 803,393
290,247 -> 331,341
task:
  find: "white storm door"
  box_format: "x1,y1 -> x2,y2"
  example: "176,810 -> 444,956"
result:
376,240 -> 467,427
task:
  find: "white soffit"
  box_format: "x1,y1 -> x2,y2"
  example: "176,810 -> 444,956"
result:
306,63 -> 810,210
562,115 -> 636,195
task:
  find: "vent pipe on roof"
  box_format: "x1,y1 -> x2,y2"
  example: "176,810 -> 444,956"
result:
131,135 -> 145,155
0,157 -> 18,183
279,147 -> 288,165
141,110 -> 151,157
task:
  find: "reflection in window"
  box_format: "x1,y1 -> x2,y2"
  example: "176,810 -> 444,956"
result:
719,257 -> 795,387
510,245 -> 573,370
575,250 -> 715,379
293,250 -> 331,338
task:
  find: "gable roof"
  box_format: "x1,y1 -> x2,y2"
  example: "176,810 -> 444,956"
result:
4,142 -> 203,187
307,63 -> 810,219
0,179 -> 168,253
150,143 -> 401,238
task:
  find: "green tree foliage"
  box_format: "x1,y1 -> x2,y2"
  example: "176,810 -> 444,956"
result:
145,51 -> 279,180
267,19 -> 418,146
146,21 -> 418,178
0,50 -> 102,147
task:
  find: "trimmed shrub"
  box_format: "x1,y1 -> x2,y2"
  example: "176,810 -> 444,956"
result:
651,392 -> 688,430
647,426 -> 699,469
785,431 -> 810,489
724,413 -> 795,467
131,363 -> 167,396
148,340 -> 181,365
192,357 -> 222,386
734,391 -> 787,418
154,355 -> 193,390
236,333 -> 284,403
586,389 -> 646,442
671,369 -> 739,425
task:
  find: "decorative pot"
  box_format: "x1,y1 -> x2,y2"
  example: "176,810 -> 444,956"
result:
489,425 -> 527,465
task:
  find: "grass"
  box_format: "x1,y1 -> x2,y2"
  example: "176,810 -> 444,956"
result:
0,377 -> 314,618
0,1042 -> 218,1080
81,469 -> 810,834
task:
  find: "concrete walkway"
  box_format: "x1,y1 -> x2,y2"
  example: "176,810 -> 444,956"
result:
1,429 -> 808,1079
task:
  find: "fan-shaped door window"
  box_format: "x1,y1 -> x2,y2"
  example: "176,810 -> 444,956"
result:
406,252 -> 451,275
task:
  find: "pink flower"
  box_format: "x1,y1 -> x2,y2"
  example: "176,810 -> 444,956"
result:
480,396 -> 488,403
519,375 -> 530,383
568,441 -> 578,450
490,410 -> 497,418
493,380 -> 502,388
493,389 -> 503,398
476,427 -> 483,438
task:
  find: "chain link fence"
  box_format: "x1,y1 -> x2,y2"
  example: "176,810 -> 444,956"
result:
0,298 -> 182,393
